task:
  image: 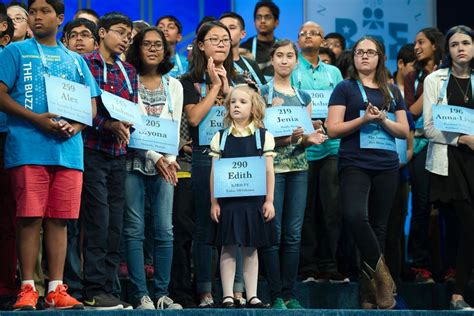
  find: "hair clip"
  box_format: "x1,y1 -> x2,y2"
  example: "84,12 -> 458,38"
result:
246,80 -> 259,92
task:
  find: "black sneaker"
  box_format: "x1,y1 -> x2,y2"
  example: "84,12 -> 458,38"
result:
83,293 -> 124,310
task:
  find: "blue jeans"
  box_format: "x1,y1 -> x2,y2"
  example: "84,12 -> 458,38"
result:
123,170 -> 174,301
192,148 -> 243,294
261,171 -> 308,301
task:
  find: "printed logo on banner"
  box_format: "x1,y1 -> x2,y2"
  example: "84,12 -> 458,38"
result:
308,0 -> 434,71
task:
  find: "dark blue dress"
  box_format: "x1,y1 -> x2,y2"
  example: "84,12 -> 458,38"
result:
211,128 -> 278,248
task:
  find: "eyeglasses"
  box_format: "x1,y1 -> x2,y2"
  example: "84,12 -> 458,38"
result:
354,49 -> 378,57
299,31 -> 321,38
203,37 -> 231,46
108,28 -> 133,44
324,40 -> 342,49
69,31 -> 94,40
8,15 -> 27,23
141,41 -> 164,51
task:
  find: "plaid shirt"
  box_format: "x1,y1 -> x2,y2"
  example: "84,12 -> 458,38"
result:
82,50 -> 138,156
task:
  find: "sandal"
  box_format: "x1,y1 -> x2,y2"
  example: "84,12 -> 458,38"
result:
246,296 -> 269,308
220,296 -> 235,308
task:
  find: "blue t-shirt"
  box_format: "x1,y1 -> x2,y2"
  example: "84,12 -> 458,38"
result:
0,38 -> 101,170
328,79 -> 406,171
0,46 -> 5,133
168,53 -> 188,78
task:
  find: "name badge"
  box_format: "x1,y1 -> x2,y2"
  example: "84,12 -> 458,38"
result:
101,90 -> 143,126
214,156 -> 267,198
307,89 -> 332,119
396,139 -> 408,164
129,115 -> 179,155
433,105 -> 474,135
359,110 -> 396,151
198,106 -> 225,145
44,75 -> 92,126
264,106 -> 314,137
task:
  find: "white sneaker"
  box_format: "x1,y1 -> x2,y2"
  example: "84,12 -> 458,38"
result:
136,295 -> 155,310
156,296 -> 182,310
198,295 -> 214,308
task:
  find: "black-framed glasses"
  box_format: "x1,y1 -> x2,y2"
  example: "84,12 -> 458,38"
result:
69,31 -> 94,40
141,41 -> 164,51
203,37 -> 231,46
299,30 -> 321,38
354,49 -> 378,57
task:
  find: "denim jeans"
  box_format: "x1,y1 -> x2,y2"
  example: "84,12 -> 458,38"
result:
192,148 -> 243,294
82,149 -> 126,298
123,170 -> 174,301
261,171 -> 308,301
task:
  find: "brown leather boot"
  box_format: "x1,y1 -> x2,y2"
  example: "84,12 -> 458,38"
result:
364,256 -> 396,309
359,270 -> 376,309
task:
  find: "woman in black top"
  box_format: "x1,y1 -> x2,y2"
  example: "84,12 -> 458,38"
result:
326,36 -> 408,310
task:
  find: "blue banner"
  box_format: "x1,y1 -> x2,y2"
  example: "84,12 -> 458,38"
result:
101,90 -> 143,127
359,111 -> 396,151
45,75 -> 92,126
432,105 -> 474,135
129,115 -> 179,155
264,106 -> 314,137
214,156 -> 267,198
198,106 -> 226,146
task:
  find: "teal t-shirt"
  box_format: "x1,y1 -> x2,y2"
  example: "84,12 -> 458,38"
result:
0,46 -> 5,132
0,38 -> 101,170
168,53 -> 188,78
291,55 -> 343,161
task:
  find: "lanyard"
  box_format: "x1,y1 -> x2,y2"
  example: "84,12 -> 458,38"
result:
138,74 -> 174,119
251,37 -> 257,59
219,127 -> 262,152
437,69 -> 474,104
99,53 -> 134,95
34,38 -> 85,84
234,57 -> 263,87
174,54 -> 184,74
414,70 -> 424,94
267,80 -> 304,106
356,80 -> 395,108
296,60 -> 334,90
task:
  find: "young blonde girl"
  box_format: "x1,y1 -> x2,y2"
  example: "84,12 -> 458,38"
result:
209,84 -> 277,308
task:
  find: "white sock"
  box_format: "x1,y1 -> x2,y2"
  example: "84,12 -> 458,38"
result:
21,280 -> 35,291
220,245 -> 237,299
48,280 -> 63,293
242,246 -> 259,300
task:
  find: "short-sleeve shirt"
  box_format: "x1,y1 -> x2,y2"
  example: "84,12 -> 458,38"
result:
241,37 -> 275,78
328,79 -> 407,172
0,46 -> 5,133
291,55 -> 344,161
168,54 -> 189,79
234,56 -> 267,86
260,84 -> 312,173
0,39 -> 101,170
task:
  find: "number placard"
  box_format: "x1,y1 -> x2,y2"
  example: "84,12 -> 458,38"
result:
214,156 -> 267,198
264,106 -> 314,137
198,106 -> 225,145
307,89 -> 332,119
45,75 -> 92,126
129,115 -> 179,155
101,90 -> 143,127
432,105 -> 474,135
359,111 -> 397,151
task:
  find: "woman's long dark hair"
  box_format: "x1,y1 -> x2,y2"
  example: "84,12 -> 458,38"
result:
414,27 -> 445,74
440,25 -> 474,69
126,27 -> 173,75
188,21 -> 235,82
348,36 -> 394,109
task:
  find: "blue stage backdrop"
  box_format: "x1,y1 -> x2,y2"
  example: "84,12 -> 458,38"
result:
12,0 -> 435,72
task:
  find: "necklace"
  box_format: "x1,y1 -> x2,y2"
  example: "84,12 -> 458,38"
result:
452,75 -> 471,103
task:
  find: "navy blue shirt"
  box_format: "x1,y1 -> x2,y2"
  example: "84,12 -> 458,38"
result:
328,79 -> 406,171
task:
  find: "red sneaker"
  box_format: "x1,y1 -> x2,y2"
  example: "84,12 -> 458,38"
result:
45,284 -> 84,310
144,264 -> 154,279
118,263 -> 129,279
411,268 -> 435,283
13,284 -> 39,311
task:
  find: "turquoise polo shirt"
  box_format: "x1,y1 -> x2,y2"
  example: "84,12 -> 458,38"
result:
291,55 -> 343,161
